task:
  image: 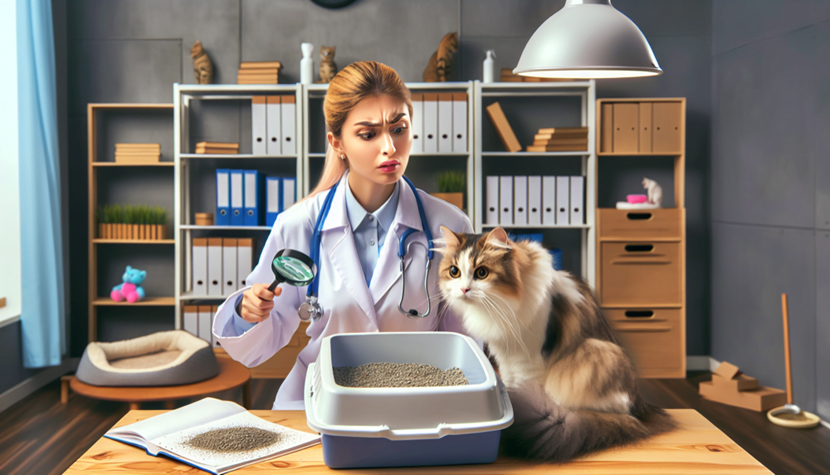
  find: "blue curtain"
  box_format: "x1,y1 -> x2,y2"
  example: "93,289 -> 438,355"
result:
17,0 -> 65,368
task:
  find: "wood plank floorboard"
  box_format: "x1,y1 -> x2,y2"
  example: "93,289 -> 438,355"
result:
1,373 -> 827,474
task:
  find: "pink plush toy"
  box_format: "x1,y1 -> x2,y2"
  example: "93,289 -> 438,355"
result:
111,266 -> 146,303
627,194 -> 648,204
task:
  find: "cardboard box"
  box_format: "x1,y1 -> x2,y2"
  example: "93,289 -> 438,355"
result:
699,381 -> 786,412
712,372 -> 759,392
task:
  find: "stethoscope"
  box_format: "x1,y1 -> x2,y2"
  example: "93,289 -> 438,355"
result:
265,176 -> 434,322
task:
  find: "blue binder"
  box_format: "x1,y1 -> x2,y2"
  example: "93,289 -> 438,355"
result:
215,169 -> 230,225
243,170 -> 264,226
230,169 -> 245,226
266,176 -> 282,227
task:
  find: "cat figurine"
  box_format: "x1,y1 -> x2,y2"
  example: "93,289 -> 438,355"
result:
317,45 -> 337,83
190,40 -> 213,84
111,266 -> 147,303
436,227 -> 674,462
642,177 -> 663,206
423,32 -> 458,82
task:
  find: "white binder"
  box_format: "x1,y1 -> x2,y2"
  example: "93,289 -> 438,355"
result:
570,176 -> 585,225
198,305 -> 213,343
452,93 -> 467,152
486,176 -> 499,225
192,238 -> 208,296
556,176 -> 570,225
543,176 -> 556,225
252,96 -> 267,155
183,305 -> 199,337
230,170 -> 244,225
237,238 -> 254,289
423,93 -> 438,153
499,176 -> 513,225
265,96 -> 281,155
411,93 -> 423,154
438,93 -> 454,153
528,176 -> 542,226
207,238 -> 223,296
283,177 -> 296,209
281,95 -> 296,155
222,238 -> 238,296
514,176 -> 528,225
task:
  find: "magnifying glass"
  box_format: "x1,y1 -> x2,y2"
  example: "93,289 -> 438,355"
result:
267,249 -> 316,292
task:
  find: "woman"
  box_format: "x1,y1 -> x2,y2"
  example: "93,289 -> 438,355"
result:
213,61 -> 473,410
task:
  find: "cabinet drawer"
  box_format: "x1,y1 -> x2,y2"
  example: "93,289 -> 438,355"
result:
605,307 -> 683,377
598,208 -> 683,241
599,242 -> 682,306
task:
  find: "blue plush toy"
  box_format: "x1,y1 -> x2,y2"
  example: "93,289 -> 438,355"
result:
111,266 -> 147,303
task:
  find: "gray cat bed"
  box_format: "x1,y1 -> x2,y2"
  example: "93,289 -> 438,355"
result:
76,330 -> 219,387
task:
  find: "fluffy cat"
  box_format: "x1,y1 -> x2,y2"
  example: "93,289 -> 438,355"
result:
423,32 -> 458,82
318,45 -> 337,83
436,226 -> 674,462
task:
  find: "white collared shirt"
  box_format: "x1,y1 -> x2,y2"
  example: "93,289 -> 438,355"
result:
344,175 -> 399,286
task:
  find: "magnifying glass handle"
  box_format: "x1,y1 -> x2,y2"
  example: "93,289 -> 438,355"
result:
267,280 -> 279,293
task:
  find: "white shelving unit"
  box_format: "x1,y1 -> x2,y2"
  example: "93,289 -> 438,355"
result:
171,80 -> 596,329
173,84 -> 303,327
473,80 -> 597,287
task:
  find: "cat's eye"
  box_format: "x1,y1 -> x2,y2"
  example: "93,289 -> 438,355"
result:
449,266 -> 460,278
475,267 -> 489,279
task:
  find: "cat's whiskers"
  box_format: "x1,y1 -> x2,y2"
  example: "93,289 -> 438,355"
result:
474,293 -> 510,347
480,293 -> 531,361
482,293 -> 533,361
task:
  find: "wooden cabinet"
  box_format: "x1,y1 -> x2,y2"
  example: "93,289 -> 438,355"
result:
596,98 -> 686,378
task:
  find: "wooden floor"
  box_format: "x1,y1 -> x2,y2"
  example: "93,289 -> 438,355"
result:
1,371 -> 828,475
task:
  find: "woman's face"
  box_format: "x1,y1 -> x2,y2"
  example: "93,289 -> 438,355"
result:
331,94 -> 412,187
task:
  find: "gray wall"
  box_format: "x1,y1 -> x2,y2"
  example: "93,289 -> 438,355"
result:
711,1 -> 830,418
3,0 -> 715,395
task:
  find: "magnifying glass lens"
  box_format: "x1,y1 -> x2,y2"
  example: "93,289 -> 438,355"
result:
269,249 -> 316,289
274,256 -> 314,283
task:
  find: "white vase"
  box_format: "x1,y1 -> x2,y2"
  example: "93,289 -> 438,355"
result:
483,50 -> 496,83
301,43 -> 314,85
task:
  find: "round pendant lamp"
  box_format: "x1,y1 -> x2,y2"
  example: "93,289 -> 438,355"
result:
513,0 -> 662,79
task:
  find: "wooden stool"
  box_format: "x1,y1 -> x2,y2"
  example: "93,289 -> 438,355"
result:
63,357 -> 251,409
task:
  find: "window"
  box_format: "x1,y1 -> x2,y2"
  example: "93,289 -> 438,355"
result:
0,0 -> 21,326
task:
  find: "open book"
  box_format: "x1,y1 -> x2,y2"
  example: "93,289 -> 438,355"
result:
104,398 -> 320,474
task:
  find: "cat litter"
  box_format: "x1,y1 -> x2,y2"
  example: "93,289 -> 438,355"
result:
304,332 -> 513,469
185,426 -> 283,453
333,362 -> 469,388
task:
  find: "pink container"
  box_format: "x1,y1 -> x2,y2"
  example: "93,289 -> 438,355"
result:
627,194 -> 648,204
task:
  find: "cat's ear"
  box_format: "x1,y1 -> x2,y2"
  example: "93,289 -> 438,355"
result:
485,227 -> 511,249
440,225 -> 461,250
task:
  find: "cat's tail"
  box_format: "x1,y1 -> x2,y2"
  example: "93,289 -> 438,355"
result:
502,381 -> 675,463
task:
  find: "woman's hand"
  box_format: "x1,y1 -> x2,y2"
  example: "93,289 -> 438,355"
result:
238,283 -> 282,323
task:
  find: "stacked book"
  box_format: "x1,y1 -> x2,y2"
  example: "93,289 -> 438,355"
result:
237,61 -> 283,84
698,361 -> 787,412
500,68 -> 572,83
114,143 -> 160,163
195,142 -> 239,154
526,127 -> 588,152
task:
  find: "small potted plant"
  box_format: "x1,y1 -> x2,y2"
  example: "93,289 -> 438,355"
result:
432,170 -> 465,211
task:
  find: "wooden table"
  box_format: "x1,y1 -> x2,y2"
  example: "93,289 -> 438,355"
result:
65,409 -> 772,474
67,356 -> 251,410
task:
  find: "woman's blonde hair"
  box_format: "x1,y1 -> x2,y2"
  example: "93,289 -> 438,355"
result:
303,61 -> 413,201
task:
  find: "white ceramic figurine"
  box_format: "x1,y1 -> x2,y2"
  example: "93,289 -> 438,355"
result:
642,177 -> 663,206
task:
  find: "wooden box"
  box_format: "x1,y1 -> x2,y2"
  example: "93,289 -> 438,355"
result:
612,103 -> 639,153
606,307 -> 684,378
598,208 -> 683,241
599,242 -> 682,306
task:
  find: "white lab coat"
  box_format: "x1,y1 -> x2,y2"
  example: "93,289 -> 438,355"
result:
212,173 -> 474,409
